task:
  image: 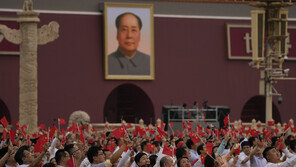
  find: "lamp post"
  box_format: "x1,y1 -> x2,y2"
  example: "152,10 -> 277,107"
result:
250,0 -> 296,124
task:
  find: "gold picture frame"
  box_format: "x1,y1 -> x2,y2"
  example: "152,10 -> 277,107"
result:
104,3 -> 155,80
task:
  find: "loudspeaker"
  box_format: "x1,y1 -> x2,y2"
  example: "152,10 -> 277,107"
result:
251,9 -> 265,63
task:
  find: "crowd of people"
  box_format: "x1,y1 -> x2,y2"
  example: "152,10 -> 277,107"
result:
1,116 -> 296,167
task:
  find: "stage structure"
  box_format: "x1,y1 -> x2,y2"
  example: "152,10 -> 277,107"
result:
0,0 -> 59,134
250,0 -> 296,124
162,105 -> 230,131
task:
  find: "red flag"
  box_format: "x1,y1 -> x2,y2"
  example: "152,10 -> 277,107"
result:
138,128 -> 146,137
182,122 -> 186,130
147,144 -> 155,152
58,118 -> 66,125
191,158 -> 199,166
79,133 -> 85,144
39,124 -> 45,130
49,126 -> 57,140
149,128 -> 156,136
162,145 -> 174,157
127,123 -> 132,129
83,125 -> 89,134
234,146 -> 241,155
157,126 -> 166,137
161,122 -> 165,129
169,122 -> 174,127
15,121 -> 20,130
201,154 -> 206,164
107,142 -> 116,152
0,116 -> 8,128
112,125 -> 126,139
224,115 -> 229,127
2,129 -> 7,141
9,130 -> 16,144
186,121 -> 193,126
177,130 -> 183,138
133,126 -> 139,136
67,157 -> 76,167
71,122 -> 78,133
177,142 -> 184,148
268,121 -> 275,126
191,135 -> 201,144
155,135 -> 162,141
206,142 -> 213,155
34,135 -> 47,153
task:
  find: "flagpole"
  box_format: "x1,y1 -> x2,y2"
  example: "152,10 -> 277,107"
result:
58,118 -> 60,131
195,133 -> 215,160
228,114 -> 230,130
169,125 -> 174,135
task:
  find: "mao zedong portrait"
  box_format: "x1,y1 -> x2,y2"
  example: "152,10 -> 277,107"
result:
108,12 -> 150,75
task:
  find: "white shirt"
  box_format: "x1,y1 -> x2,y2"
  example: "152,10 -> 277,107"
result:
90,163 -> 105,167
250,156 -> 267,167
80,158 -> 91,167
266,148 -> 296,167
189,149 -> 199,163
238,152 -> 250,167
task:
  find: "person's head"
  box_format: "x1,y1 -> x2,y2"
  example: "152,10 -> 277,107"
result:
135,153 -> 150,166
197,144 -> 205,155
64,144 -> 81,160
102,149 -> 111,160
141,141 -> 148,153
160,156 -> 174,167
263,146 -> 281,163
87,146 -> 105,164
241,141 -> 251,155
55,149 -> 70,166
177,157 -> 191,167
290,140 -> 296,152
176,145 -> 190,160
50,158 -> 57,165
115,12 -> 142,57
186,139 -> 194,150
149,155 -> 158,166
42,162 -> 56,167
14,146 -> 34,165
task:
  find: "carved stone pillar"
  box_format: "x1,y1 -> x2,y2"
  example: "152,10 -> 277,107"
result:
18,11 -> 40,134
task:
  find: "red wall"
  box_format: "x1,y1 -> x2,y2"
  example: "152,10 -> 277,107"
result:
0,11 -> 295,126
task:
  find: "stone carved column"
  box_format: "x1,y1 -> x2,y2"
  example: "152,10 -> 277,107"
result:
0,0 -> 59,134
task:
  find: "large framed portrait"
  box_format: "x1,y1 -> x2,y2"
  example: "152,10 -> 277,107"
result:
104,3 -> 154,80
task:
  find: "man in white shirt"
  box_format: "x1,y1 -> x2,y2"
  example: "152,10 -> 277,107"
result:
263,146 -> 296,167
55,149 -> 70,167
237,141 -> 251,167
15,143 -> 50,167
250,144 -> 267,167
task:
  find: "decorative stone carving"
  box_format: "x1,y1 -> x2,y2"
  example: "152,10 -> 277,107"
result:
23,0 -> 33,11
68,110 -> 90,127
139,119 -> 145,128
0,25 -> 21,44
0,0 -> 59,134
37,21 -> 60,45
